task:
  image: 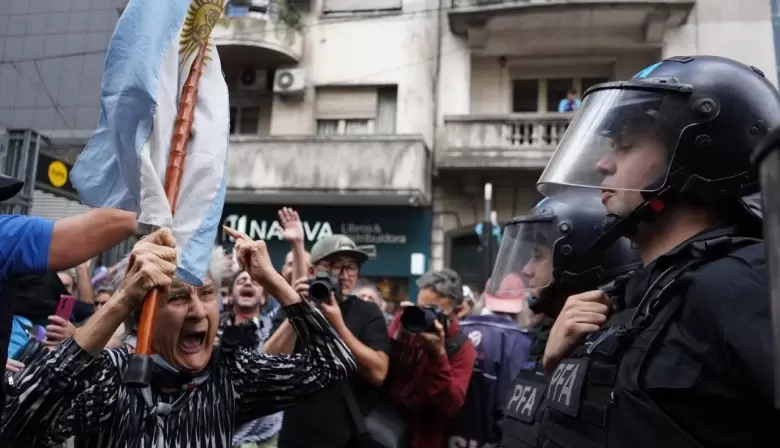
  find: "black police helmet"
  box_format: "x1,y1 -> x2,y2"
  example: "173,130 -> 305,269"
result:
487,191 -> 640,314
538,56 -> 779,246
638,56 -> 779,199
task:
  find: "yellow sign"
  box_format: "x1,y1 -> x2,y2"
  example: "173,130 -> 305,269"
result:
47,161 -> 68,188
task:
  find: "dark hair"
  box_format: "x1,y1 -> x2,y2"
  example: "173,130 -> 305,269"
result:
13,273 -> 68,326
567,88 -> 578,95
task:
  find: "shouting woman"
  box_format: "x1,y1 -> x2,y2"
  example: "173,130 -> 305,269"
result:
1,228 -> 356,447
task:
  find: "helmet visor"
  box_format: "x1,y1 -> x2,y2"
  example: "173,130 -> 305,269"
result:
486,219 -> 558,298
537,86 -> 698,199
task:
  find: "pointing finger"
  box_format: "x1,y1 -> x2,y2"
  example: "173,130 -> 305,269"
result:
223,226 -> 252,242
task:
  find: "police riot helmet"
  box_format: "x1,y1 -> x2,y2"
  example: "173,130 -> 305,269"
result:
536,56 -> 780,244
485,192 -> 640,315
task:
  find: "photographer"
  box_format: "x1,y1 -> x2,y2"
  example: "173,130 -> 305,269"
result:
264,235 -> 390,448
385,269 -> 477,448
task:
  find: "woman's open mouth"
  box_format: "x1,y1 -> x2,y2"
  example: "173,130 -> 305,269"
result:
179,330 -> 207,354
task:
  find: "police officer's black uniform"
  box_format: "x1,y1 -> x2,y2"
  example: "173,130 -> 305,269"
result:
491,195 -> 640,448
534,56 -> 780,447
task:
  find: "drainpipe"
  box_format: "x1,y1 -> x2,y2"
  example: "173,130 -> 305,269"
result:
431,0 -> 443,178
772,0 -> 780,85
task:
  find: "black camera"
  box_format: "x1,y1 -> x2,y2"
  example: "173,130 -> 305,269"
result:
400,305 -> 447,334
220,322 -> 260,349
308,270 -> 341,303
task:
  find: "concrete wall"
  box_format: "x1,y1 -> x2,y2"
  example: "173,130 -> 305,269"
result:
270,0 -> 440,147
663,0 -> 778,86
0,0 -> 123,132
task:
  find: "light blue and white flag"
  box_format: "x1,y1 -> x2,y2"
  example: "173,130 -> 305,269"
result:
71,0 -> 229,285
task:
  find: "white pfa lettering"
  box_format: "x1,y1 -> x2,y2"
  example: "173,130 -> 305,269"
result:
549,363 -> 580,407
507,384 -> 538,417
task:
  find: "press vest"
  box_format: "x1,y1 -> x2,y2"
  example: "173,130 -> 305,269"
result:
540,232 -> 760,448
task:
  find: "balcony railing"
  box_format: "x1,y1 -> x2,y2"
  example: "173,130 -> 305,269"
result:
214,0 -> 304,64
439,113 -> 574,169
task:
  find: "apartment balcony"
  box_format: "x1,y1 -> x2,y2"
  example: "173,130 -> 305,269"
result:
439,113 -> 573,169
214,1 -> 304,67
226,135 -> 431,206
449,0 -> 694,55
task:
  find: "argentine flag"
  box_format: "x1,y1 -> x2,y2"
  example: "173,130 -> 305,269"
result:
71,0 -> 229,285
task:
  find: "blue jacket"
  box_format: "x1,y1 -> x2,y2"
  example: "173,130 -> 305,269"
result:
447,314 -> 532,446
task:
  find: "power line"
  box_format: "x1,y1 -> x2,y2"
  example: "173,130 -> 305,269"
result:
9,62 -> 76,130
31,61 -> 75,129
1,1 -> 463,65
0,50 -> 107,65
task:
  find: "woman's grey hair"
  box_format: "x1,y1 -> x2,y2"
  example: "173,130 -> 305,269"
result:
110,246 -> 227,338
352,280 -> 384,301
416,268 -> 464,305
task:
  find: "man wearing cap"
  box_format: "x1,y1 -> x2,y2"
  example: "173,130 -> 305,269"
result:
265,234 -> 391,448
0,173 -> 138,409
447,273 -> 532,448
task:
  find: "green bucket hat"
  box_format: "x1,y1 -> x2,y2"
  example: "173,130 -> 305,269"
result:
310,234 -> 370,265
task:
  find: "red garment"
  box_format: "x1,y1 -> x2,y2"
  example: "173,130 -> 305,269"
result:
386,312 -> 477,448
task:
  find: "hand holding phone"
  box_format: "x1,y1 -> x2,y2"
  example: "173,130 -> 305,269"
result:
56,295 -> 76,321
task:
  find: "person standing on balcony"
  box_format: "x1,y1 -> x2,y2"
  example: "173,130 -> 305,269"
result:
557,88 -> 581,112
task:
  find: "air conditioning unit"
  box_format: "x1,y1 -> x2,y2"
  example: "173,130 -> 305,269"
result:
237,69 -> 268,92
273,68 -> 305,96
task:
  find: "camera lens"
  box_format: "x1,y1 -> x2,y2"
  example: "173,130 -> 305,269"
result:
309,281 -> 331,302
400,307 -> 432,334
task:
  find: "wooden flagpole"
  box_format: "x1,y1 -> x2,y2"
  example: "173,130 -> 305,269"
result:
125,38 -> 211,388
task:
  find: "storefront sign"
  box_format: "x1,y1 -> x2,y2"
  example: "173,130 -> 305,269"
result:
220,205 -> 431,279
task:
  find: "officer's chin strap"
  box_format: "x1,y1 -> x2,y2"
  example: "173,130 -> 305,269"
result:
587,169 -> 757,258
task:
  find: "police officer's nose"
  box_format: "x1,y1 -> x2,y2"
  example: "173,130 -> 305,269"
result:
595,154 -> 616,177
521,261 -> 535,281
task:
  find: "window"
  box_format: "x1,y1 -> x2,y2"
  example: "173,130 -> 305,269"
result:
315,85 -> 397,136
322,0 -> 402,14
582,77 -> 609,94
512,79 -> 538,113
512,77 -> 611,113
230,107 -> 260,135
546,78 -> 575,113
226,0 -> 269,17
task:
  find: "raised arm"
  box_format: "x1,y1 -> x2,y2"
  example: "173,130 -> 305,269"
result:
229,300 -> 356,422
49,208 -> 138,271
223,226 -> 356,422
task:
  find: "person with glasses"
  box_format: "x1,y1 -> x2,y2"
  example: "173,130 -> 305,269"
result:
265,235 -> 391,448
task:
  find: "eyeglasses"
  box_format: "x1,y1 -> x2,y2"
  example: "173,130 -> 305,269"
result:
322,263 -> 359,276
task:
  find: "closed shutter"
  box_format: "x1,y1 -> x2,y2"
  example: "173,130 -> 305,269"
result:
315,87 -> 378,119
31,189 -> 92,220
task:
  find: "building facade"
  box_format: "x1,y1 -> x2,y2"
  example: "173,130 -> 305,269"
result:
1,0 -> 778,293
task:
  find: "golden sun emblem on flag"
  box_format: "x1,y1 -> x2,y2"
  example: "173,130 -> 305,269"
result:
180,0 -> 225,61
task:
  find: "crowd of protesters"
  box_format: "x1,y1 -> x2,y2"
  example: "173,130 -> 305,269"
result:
1,194 -> 533,448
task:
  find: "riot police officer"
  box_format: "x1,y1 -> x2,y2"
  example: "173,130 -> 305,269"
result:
536,56 -> 780,446
491,192 -> 640,448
